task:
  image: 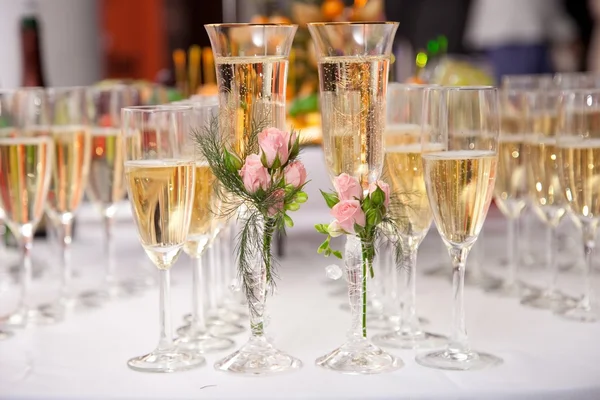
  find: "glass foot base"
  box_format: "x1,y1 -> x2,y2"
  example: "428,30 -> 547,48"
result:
554,302 -> 598,323
214,337 -> 302,375
316,338 -> 403,375
79,283 -> 139,306
128,348 -> 205,373
464,271 -> 501,288
208,319 -> 245,336
4,308 -> 55,328
521,290 -> 576,311
416,348 -> 503,371
485,280 -> 538,298
176,325 -> 235,353
368,315 -> 429,330
373,329 -> 447,350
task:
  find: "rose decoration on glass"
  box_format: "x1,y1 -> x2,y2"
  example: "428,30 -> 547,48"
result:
195,119 -> 307,375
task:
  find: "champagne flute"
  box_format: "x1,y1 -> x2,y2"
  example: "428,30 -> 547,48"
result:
417,86 -> 503,371
0,88 -> 54,328
39,87 -> 91,320
555,89 -> 600,322
486,89 -> 530,296
520,90 -> 572,309
175,101 -> 235,352
123,105 -> 205,372
80,85 -> 139,304
373,83 -> 446,349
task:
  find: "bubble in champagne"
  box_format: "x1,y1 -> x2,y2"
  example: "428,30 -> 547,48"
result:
325,264 -> 343,280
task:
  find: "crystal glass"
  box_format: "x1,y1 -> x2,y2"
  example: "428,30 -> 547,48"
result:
175,100 -> 234,352
0,88 -> 54,327
308,21 -> 401,374
122,105 -> 205,372
79,85 -> 140,304
373,84 -> 446,349
555,89 -> 600,322
39,87 -> 92,320
206,23 -> 302,375
519,90 -> 571,309
417,86 -> 503,371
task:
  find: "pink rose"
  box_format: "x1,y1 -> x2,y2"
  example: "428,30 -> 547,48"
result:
268,188 -> 285,216
330,199 -> 366,235
333,173 -> 362,201
283,161 -> 307,188
239,154 -> 271,193
258,127 -> 291,168
368,180 -> 391,209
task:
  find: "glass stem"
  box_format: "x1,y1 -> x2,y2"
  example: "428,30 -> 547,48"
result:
506,217 -> 518,286
60,220 -> 73,302
207,244 -> 218,312
249,217 -> 275,338
191,256 -> 207,332
17,230 -> 34,314
157,269 -> 173,351
547,223 -> 558,294
104,213 -> 116,290
581,221 -> 598,310
345,235 -> 365,340
398,235 -> 419,334
214,237 -> 223,307
448,246 -> 471,355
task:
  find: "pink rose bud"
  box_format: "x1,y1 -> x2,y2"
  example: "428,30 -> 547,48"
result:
268,188 -> 286,216
239,154 -> 271,193
368,180 -> 391,209
333,173 -> 363,201
284,161 -> 307,188
330,199 -> 366,235
258,127 -> 291,168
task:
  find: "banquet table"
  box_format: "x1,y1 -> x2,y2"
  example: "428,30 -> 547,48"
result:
1,147 -> 600,400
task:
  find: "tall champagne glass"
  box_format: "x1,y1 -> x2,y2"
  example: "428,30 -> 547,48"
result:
123,105 -> 205,372
520,90 -> 571,309
39,87 -> 91,320
417,86 -> 503,371
373,83 -> 446,349
486,89 -> 530,296
175,101 -> 235,352
555,89 -> 600,322
81,85 -> 139,304
308,21 -> 401,375
0,88 -> 53,328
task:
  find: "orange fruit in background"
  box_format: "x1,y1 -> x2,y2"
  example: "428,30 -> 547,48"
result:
322,0 -> 345,20
269,15 -> 292,24
250,15 -> 269,24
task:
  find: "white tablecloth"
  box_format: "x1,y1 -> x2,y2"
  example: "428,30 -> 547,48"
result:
1,147 -> 600,400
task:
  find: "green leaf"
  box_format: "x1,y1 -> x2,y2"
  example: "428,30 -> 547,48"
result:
315,224 -> 329,234
223,148 -> 242,172
361,196 -> 371,212
260,151 -> 270,168
286,202 -> 300,212
320,190 -> 340,209
284,214 -> 294,227
366,209 -> 378,226
370,186 -> 385,207
332,250 -> 343,259
354,223 -> 365,235
295,191 -> 308,203
317,237 -> 330,254
271,154 -> 281,170
289,135 -> 300,159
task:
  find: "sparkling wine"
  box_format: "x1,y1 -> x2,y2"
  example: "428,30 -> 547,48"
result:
183,162 -> 214,258
559,140 -> 600,219
319,55 -> 390,188
125,159 -> 195,269
0,137 -> 51,230
527,136 -> 565,222
423,150 -> 497,246
86,127 -> 126,213
215,56 -> 288,155
384,124 -> 420,148
494,135 -> 529,219
46,125 -> 92,219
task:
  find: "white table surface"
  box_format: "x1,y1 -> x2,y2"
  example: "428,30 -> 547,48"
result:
1,147 -> 600,400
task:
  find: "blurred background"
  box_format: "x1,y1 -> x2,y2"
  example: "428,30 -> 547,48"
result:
0,0 -> 597,133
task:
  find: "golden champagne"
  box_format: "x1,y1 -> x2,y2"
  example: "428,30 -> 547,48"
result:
0,137 -> 52,230
384,144 -> 431,236
125,160 -> 195,269
183,162 -> 215,258
559,140 -> 600,218
423,151 -> 497,246
494,135 -> 529,218
46,125 -> 92,219
319,55 -> 390,187
384,124 -> 420,148
527,136 -> 565,222
86,128 -> 126,212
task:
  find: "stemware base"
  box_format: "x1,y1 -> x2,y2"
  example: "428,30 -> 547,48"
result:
520,290 -> 576,310
373,329 -> 447,350
485,280 -> 538,298
4,308 -> 55,327
316,337 -> 402,375
214,336 -> 302,375
176,324 -> 235,353
416,348 -> 503,371
208,319 -> 245,336
368,315 -> 429,330
79,282 -> 140,306
554,302 -> 599,323
127,347 -> 206,373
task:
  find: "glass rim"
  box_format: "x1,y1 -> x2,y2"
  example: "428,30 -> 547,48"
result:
121,105 -> 193,114
307,21 -> 398,27
389,82 -> 438,90
0,87 -> 45,94
426,85 -> 496,92
46,86 -> 88,93
205,23 -> 297,28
